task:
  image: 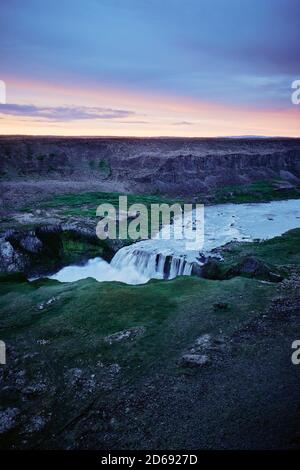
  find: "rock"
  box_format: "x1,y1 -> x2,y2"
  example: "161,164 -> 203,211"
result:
273,180 -> 295,191
227,256 -> 283,282
14,369 -> 26,387
0,227 -> 62,273
22,383 -> 47,399
179,354 -> 210,368
201,257 -> 223,279
18,233 -> 43,254
0,238 -> 29,272
213,302 -> 229,310
37,296 -> 58,310
194,333 -> 212,348
104,326 -> 145,345
181,333 -> 228,366
67,368 -> 83,386
0,408 -> 20,434
109,363 -> 121,375
25,414 -> 47,433
191,262 -> 202,277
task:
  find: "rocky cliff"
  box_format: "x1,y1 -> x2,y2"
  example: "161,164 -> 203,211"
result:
1,136 -> 300,196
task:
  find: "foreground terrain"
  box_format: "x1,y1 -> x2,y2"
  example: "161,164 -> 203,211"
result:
0,228 -> 300,449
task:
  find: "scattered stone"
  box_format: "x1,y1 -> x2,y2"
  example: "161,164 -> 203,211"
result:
213,302 -> 229,310
179,354 -> 210,368
15,369 -> 26,387
22,383 -> 47,399
179,332 -> 229,368
0,408 -> 20,434
109,363 -> 121,375
104,326 -> 145,345
67,368 -> 83,386
25,414 -> 47,433
194,333 -> 212,348
37,296 -> 59,310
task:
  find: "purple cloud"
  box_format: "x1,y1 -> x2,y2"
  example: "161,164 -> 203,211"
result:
0,103 -> 135,121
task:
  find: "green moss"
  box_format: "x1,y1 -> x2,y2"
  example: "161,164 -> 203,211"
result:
39,191 -> 179,208
212,180 -> 300,204
36,191 -> 183,221
215,228 -> 300,279
98,159 -> 111,176
60,231 -> 106,264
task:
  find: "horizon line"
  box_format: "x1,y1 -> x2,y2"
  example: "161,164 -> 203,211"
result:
0,134 -> 299,140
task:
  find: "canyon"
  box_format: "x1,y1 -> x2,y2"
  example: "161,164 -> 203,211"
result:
1,137 -> 300,212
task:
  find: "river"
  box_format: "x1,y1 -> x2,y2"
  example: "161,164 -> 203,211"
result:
49,199 -> 300,285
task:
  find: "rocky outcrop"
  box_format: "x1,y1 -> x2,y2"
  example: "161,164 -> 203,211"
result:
227,256 -> 283,282
1,136 -> 299,196
0,226 -> 62,273
0,214 -> 136,274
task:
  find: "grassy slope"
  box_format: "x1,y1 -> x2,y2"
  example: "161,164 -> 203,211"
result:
0,228 -> 299,448
211,180 -> 300,204
0,274 -> 276,448
218,228 -> 300,278
21,180 -> 300,216
31,191 -> 183,218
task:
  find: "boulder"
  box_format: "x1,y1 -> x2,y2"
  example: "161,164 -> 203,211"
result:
0,237 -> 30,272
104,326 -> 145,345
179,353 -> 210,368
201,257 -> 223,279
227,256 -> 283,282
0,408 -> 20,434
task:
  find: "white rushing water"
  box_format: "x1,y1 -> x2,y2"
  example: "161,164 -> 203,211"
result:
49,257 -> 148,285
50,199 -> 300,285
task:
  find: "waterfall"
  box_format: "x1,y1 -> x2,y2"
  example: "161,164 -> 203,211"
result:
110,244 -> 196,280
47,199 -> 300,285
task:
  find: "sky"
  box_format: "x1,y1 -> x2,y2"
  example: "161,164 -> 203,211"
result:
0,0 -> 299,137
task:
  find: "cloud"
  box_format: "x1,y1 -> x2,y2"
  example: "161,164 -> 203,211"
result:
0,103 -> 135,121
172,121 -> 194,126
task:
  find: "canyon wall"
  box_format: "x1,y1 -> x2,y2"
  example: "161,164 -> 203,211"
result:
1,136 -> 300,196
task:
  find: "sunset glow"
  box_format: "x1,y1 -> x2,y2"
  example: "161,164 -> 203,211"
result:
1,0 -> 300,137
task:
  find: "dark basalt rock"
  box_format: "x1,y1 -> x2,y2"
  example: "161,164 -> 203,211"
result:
0,228 -> 63,273
227,256 -> 283,282
201,257 -> 223,279
1,136 -> 300,198
0,219 -> 127,274
191,261 -> 202,277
